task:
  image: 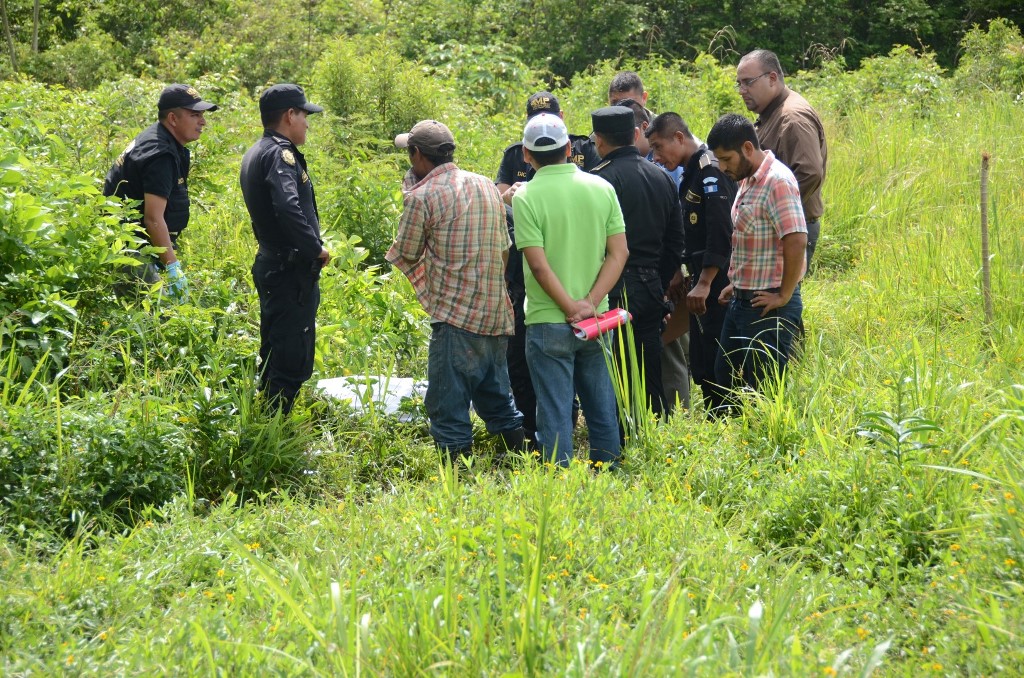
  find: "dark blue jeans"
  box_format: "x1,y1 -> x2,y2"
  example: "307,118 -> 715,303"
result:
806,219 -> 820,271
525,323 -> 620,467
426,322 -> 523,451
714,286 -> 802,404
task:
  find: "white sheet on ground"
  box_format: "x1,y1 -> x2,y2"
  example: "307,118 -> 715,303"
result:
316,375 -> 427,420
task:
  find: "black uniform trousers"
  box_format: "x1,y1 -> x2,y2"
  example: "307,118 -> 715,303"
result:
252,251 -> 320,413
610,267 -> 669,418
688,269 -> 731,416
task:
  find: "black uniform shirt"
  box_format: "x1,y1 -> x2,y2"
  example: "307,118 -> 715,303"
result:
495,134 -> 600,185
679,145 -> 736,274
590,145 -> 684,286
103,122 -> 191,236
239,130 -> 322,262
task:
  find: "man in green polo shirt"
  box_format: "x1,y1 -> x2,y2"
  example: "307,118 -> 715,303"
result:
511,113 -> 629,468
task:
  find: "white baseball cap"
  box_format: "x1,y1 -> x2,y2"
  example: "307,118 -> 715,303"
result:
522,112 -> 569,152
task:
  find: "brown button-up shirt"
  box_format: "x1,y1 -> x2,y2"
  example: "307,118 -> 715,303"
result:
755,88 -> 827,222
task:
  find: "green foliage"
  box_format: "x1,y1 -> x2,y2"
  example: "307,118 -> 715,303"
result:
315,234 -> 427,369
0,149 -> 136,377
421,42 -> 541,115
0,394 -> 187,534
88,0 -> 232,74
800,46 -> 949,118
312,35 -> 442,141
314,161 -> 404,267
18,28 -> 124,90
955,17 -> 1024,97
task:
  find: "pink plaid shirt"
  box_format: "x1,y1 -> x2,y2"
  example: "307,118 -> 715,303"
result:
387,164 -> 514,336
728,151 -> 807,290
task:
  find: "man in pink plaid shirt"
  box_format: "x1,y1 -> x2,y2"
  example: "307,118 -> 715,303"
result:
387,120 -> 525,463
706,113 -> 807,411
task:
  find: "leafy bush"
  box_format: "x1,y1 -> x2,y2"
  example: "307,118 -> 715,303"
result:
954,18 -> 1024,97
316,234 -> 427,371
801,46 -> 948,118
19,29 -> 125,90
0,396 -> 187,534
0,150 -> 137,378
314,158 -> 403,266
312,35 -> 443,140
421,42 -> 542,115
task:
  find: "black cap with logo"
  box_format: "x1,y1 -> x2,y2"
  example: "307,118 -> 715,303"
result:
259,84 -> 324,115
158,84 -> 219,112
526,91 -> 560,119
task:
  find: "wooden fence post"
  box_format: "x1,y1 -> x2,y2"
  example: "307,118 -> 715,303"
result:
980,153 -> 993,326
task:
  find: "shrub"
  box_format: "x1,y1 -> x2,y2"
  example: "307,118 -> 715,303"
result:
19,30 -> 125,90
0,148 -> 137,379
312,35 -> 442,140
421,41 -> 542,115
801,46 -> 949,118
954,18 -> 1024,97
0,396 -> 187,534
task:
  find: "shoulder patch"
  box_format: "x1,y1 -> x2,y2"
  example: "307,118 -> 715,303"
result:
115,140 -> 136,167
281,149 -> 296,166
698,153 -> 712,170
591,159 -> 611,173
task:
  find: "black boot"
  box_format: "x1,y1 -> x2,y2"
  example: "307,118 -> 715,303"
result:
496,427 -> 526,466
443,444 -> 473,467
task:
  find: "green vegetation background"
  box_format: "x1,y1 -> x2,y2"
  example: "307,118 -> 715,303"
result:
2,6 -> 1024,676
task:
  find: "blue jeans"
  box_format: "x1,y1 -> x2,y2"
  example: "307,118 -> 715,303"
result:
426,322 -> 523,451
714,286 -> 802,401
805,219 -> 820,271
525,323 -> 620,467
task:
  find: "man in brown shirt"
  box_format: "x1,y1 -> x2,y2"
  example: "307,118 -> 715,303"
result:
736,49 -> 827,270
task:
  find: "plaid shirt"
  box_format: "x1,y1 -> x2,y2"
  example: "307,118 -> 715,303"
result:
729,151 -> 807,290
386,164 -> 513,336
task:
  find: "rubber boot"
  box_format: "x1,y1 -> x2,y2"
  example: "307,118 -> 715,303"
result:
496,427 -> 526,467
444,444 -> 473,467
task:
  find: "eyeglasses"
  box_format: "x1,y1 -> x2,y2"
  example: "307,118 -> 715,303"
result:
735,73 -> 770,90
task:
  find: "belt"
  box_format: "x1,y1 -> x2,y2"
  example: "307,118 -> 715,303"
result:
622,265 -> 658,275
258,245 -> 292,259
733,287 -> 780,301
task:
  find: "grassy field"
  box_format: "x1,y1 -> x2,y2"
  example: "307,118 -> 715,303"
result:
1,57 -> 1023,675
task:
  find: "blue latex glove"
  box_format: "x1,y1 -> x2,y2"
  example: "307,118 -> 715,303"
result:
165,261 -> 189,302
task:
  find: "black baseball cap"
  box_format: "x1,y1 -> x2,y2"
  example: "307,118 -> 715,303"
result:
526,91 -> 560,119
158,84 -> 218,112
259,84 -> 324,115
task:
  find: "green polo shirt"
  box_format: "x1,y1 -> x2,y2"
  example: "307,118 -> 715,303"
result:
512,163 -> 626,325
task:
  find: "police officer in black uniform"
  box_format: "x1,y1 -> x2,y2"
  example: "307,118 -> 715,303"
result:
494,92 -> 598,445
104,83 -> 218,299
590,105 -> 685,417
645,112 -> 736,416
495,91 -> 601,198
239,84 -> 330,414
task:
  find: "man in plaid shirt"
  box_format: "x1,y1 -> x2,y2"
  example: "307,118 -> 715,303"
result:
706,113 -> 807,408
387,120 -> 525,463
